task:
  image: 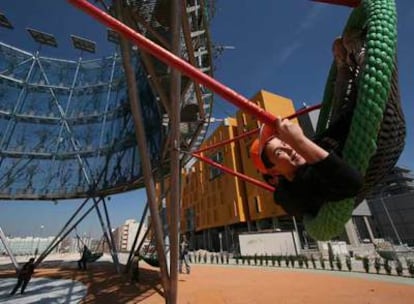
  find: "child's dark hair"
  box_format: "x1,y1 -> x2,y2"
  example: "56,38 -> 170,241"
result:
262,174 -> 279,187
261,149 -> 274,169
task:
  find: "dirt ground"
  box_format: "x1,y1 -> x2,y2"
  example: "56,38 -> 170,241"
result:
1,262 -> 414,303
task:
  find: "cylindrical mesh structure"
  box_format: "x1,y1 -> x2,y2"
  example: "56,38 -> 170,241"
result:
0,0 -> 215,201
0,42 -> 161,199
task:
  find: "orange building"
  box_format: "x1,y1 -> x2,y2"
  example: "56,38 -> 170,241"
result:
181,117 -> 249,232
155,90 -> 378,252
236,90 -> 298,221
180,90 -> 300,250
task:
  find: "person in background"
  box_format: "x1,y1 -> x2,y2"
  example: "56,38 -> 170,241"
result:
179,235 -> 191,274
78,245 -> 91,271
10,257 -> 35,295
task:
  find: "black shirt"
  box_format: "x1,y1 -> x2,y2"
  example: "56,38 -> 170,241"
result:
274,153 -> 363,218
272,91 -> 364,218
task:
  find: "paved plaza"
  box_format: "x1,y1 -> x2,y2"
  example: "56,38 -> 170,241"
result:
0,254 -> 413,303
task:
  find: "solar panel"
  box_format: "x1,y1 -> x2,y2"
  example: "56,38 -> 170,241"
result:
26,28 -> 58,47
71,35 -> 96,53
0,12 -> 13,29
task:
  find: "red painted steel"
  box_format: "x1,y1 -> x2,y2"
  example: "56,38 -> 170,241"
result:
68,0 -> 322,193
68,0 -> 277,126
194,104 -> 321,153
192,153 -> 275,192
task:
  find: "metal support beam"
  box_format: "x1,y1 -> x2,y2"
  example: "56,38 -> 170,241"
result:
129,9 -> 171,50
0,227 -> 19,272
181,0 -> 205,117
92,197 -> 120,273
168,1 -> 182,303
36,197 -> 91,266
125,202 -> 149,273
68,0 -> 278,126
160,175 -> 171,272
36,197 -> 102,266
98,53 -> 118,153
122,10 -> 171,116
0,56 -> 37,171
114,0 -> 171,296
102,197 -> 120,267
35,56 -> 92,184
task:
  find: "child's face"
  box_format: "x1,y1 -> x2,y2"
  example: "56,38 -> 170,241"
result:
264,137 -> 306,180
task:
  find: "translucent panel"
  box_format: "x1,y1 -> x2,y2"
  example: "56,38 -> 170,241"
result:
0,42 -> 162,200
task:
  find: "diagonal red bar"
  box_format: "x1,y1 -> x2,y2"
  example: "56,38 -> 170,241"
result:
311,0 -> 360,7
194,103 -> 322,154
195,128 -> 259,154
192,153 -> 275,192
68,0 -> 277,126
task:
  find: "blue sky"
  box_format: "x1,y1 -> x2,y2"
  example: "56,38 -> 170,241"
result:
0,0 -> 413,238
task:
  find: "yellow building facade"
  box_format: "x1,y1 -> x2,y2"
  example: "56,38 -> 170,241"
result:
181,90 -> 298,234
236,90 -> 298,221
181,117 -> 249,232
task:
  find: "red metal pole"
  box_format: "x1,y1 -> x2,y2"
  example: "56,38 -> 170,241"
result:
194,103 -> 322,154
68,0 -> 277,126
195,128 -> 259,154
192,153 -> 275,192
285,103 -> 322,120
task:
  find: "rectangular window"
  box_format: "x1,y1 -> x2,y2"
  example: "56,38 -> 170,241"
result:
233,200 -> 238,217
242,113 -> 247,127
254,196 -> 261,213
209,151 -> 224,180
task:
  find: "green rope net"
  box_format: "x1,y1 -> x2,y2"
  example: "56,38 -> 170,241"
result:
304,0 -> 398,240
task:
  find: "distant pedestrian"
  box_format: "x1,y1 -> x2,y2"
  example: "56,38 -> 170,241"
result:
179,235 -> 191,274
78,245 -> 91,270
10,257 -> 35,295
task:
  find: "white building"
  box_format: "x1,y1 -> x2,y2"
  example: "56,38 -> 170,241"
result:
0,236 -> 57,256
117,219 -> 147,252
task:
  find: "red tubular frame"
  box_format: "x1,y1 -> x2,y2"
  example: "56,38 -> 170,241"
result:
69,0 -> 275,126
192,153 -> 275,192
194,104 -> 322,154
68,0 -> 322,192
192,105 -> 321,192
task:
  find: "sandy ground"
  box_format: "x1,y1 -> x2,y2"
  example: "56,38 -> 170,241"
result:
1,258 -> 414,303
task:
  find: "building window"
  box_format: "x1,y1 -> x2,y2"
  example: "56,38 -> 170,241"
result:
209,151 -> 223,180
242,113 -> 247,128
233,200 -> 238,217
254,196 -> 261,213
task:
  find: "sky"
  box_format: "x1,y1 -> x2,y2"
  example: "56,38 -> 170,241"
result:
0,0 -> 413,238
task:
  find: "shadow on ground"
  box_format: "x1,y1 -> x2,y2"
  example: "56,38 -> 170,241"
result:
0,261 -> 162,303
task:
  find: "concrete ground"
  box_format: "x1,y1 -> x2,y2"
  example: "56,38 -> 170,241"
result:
0,254 -> 413,303
0,277 -> 86,304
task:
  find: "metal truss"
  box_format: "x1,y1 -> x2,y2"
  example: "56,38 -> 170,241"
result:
1,1 -> 216,303
34,196 -> 120,272
0,42 -> 162,199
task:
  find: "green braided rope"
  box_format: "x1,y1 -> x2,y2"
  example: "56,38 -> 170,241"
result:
304,0 -> 397,241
